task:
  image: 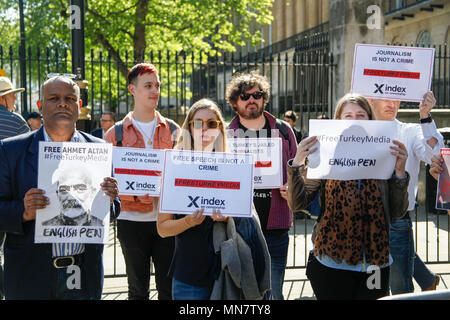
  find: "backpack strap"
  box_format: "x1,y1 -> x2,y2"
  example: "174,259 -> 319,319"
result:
165,118 -> 179,146
114,120 -> 124,147
275,118 -> 291,149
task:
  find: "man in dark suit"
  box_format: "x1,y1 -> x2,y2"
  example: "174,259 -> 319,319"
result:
0,76 -> 120,300
91,111 -> 115,138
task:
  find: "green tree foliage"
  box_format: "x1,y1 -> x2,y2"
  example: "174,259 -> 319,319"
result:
0,0 -> 273,116
1,0 -> 272,70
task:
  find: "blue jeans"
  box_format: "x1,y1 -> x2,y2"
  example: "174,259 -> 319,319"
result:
389,217 -> 415,294
414,253 -> 436,290
172,278 -> 212,300
264,232 -> 289,300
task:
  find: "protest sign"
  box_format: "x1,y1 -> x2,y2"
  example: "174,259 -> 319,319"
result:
351,43 -> 435,102
436,149 -> 450,210
35,142 -> 112,244
112,147 -> 164,196
159,150 -> 254,217
306,119 -> 398,180
227,138 -> 283,189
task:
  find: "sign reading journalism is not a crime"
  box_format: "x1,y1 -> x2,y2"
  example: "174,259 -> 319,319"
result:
159,150 -> 254,218
112,147 -> 164,196
351,43 -> 435,102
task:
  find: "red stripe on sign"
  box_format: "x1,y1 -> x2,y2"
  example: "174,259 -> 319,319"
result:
255,161 -> 272,168
174,178 -> 240,190
363,69 -> 420,79
441,149 -> 450,156
114,168 -> 162,176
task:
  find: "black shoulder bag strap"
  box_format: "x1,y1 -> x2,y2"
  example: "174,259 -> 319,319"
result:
114,120 -> 124,147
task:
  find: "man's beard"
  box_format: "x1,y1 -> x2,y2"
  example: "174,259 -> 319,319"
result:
237,103 -> 264,120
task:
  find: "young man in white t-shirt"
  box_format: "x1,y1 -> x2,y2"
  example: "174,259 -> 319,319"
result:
104,63 -> 180,300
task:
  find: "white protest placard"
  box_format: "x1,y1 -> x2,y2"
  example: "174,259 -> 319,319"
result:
35,142 -> 112,244
227,138 -> 283,189
159,150 -> 254,217
306,119 -> 398,180
112,147 -> 164,196
351,43 -> 435,102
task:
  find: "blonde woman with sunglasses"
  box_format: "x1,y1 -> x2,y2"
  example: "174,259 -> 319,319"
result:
157,98 -> 270,300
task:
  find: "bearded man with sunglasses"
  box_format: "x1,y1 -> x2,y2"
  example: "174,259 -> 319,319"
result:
226,71 -> 297,300
104,63 -> 180,300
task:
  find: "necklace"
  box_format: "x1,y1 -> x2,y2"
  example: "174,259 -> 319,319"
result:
133,118 -> 157,146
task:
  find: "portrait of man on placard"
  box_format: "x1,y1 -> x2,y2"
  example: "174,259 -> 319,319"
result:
42,165 -> 104,226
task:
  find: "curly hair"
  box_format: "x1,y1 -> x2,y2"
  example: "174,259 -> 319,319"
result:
225,71 -> 270,112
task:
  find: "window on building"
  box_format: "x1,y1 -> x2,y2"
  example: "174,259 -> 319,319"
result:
416,30 -> 432,47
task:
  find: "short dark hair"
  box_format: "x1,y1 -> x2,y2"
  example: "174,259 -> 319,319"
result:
101,111 -> 116,121
284,110 -> 298,122
26,111 -> 42,120
127,63 -> 158,85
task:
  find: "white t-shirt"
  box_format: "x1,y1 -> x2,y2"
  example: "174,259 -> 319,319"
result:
131,117 -> 157,149
118,117 -> 159,222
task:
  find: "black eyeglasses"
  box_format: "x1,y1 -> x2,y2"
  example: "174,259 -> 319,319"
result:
239,91 -> 264,101
189,119 -> 222,130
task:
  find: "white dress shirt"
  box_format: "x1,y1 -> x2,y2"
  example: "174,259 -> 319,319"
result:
395,119 -> 444,211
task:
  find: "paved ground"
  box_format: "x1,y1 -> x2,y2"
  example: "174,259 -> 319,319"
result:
101,205 -> 450,300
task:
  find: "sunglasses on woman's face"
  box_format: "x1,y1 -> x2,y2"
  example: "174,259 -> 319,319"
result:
239,91 -> 264,101
189,119 -> 221,130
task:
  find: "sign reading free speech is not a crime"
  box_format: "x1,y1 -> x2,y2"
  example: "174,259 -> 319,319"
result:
159,150 -> 254,218
351,44 -> 435,102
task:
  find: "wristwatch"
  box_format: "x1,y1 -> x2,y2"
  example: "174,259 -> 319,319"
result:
420,114 -> 433,124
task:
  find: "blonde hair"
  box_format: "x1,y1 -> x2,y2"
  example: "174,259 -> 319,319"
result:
176,98 -> 227,152
334,93 -> 374,120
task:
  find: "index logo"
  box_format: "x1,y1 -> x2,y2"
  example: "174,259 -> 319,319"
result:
374,83 -> 384,94
187,196 -> 200,208
125,181 -> 135,190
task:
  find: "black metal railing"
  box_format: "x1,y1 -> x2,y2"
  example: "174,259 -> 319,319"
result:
0,44 -> 334,134
385,43 -> 449,109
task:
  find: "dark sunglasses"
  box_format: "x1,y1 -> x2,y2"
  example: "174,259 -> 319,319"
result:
239,91 -> 264,101
189,119 -> 222,130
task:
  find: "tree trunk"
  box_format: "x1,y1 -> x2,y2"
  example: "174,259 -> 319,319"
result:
133,0 -> 149,62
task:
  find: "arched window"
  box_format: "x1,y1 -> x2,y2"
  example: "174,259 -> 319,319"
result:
416,30 -> 432,47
